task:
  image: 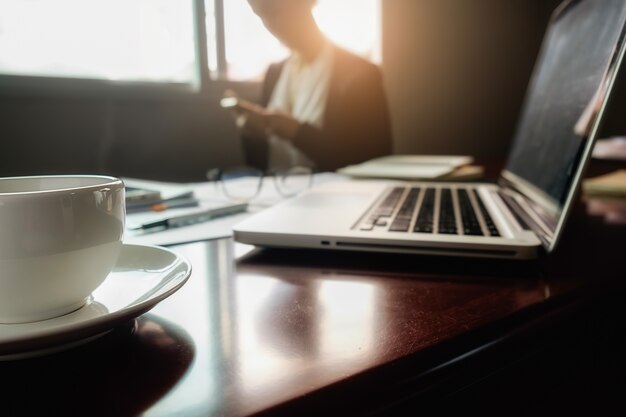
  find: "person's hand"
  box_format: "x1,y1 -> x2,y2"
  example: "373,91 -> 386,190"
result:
238,105 -> 270,139
265,110 -> 301,141
242,109 -> 301,141
221,90 -> 302,141
221,90 -> 268,139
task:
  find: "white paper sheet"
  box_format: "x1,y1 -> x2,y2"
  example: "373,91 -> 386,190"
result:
337,155 -> 474,180
123,173 -> 348,247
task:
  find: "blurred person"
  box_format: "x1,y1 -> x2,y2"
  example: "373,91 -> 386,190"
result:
223,0 -> 392,172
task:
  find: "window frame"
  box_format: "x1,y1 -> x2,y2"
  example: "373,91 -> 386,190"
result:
0,0 -> 238,100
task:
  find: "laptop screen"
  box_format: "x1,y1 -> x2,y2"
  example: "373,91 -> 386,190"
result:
502,0 -> 626,247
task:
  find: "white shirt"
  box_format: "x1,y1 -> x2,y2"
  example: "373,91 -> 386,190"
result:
266,41 -> 334,169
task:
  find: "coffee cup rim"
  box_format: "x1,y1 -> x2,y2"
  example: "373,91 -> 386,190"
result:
0,175 -> 123,197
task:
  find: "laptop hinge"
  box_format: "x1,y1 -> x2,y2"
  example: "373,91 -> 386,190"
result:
497,186 -> 556,249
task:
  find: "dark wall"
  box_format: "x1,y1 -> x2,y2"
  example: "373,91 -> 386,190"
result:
0,88 -> 248,182
2,0 -> 624,181
383,0 -> 565,158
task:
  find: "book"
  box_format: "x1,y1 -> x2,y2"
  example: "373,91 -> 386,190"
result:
126,191 -> 196,213
439,164 -> 484,181
337,155 -> 478,181
592,136 -> 626,161
582,170 -> 626,197
585,196 -> 626,225
123,179 -> 196,213
125,186 -> 163,211
126,186 -> 161,204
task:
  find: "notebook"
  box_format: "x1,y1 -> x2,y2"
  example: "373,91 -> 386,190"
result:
337,155 -> 473,180
234,0 -> 626,259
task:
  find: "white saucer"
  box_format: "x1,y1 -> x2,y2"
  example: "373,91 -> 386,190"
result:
0,244 -> 191,360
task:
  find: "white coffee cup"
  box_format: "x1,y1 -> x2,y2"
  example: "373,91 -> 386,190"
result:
0,175 -> 125,323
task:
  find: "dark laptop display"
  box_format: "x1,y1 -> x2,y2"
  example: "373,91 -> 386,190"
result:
504,0 -> 626,210
499,0 -> 626,251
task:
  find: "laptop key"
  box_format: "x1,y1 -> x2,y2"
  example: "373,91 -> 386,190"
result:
375,187 -> 405,217
389,188 -> 420,232
414,224 -> 433,233
414,188 -> 435,233
472,189 -> 500,237
389,219 -> 411,232
360,187 -> 406,231
375,218 -> 389,227
396,188 -> 420,217
458,189 -> 483,236
438,189 -> 457,234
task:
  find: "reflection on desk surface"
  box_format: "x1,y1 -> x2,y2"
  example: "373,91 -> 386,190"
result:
1,316 -> 194,417
4,198 -> 625,417
145,239 -> 553,416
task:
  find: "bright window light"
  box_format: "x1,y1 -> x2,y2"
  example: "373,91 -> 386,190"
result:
213,0 -> 381,81
314,0 -> 382,64
0,0 -> 197,83
222,0 -> 289,81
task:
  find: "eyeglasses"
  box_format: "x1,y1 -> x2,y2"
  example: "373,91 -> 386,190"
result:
206,165 -> 313,203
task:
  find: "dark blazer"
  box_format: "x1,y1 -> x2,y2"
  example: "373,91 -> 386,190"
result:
243,45 -> 393,172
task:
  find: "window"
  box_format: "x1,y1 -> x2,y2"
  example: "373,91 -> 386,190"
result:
0,0 -> 382,88
0,0 -> 197,84
206,0 -> 382,81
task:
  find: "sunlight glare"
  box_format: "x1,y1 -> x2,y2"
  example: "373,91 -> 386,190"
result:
314,0 -> 382,64
0,0 -> 196,82
219,0 -> 381,81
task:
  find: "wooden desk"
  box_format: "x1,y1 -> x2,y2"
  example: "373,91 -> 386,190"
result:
2,163 -> 626,416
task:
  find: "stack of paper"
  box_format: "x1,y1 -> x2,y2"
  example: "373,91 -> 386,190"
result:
337,155 -> 482,181
123,177 -> 247,246
583,170 -> 626,225
592,137 -> 626,161
582,170 -> 626,197
121,173 -> 348,247
124,178 -> 196,213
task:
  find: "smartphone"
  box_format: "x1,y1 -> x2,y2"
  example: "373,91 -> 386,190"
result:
220,97 -> 242,110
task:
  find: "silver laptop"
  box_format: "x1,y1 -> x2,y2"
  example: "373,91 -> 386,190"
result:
234,0 -> 626,260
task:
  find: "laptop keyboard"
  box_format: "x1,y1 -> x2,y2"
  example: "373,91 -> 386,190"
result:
358,186 -> 500,237
389,187 -> 420,231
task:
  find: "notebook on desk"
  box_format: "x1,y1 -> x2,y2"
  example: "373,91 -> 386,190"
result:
234,0 -> 626,260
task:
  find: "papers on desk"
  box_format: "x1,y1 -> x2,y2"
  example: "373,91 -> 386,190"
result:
127,203 -> 248,233
586,196 -> 626,225
122,173 -> 348,247
126,206 -> 252,247
592,137 -> 626,161
124,178 -> 196,211
123,178 -> 254,246
583,170 -> 626,197
582,170 -> 626,225
337,155 -> 482,181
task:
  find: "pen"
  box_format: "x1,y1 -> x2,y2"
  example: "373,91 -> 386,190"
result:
150,198 -> 199,212
130,203 -> 247,232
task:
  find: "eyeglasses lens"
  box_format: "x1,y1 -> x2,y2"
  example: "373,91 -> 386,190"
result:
221,167 -> 263,201
275,166 -> 313,197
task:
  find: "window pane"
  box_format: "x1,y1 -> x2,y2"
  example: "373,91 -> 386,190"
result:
212,0 -> 381,81
223,0 -> 289,81
205,0 -> 220,77
0,0 -> 197,83
314,0 -> 382,64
